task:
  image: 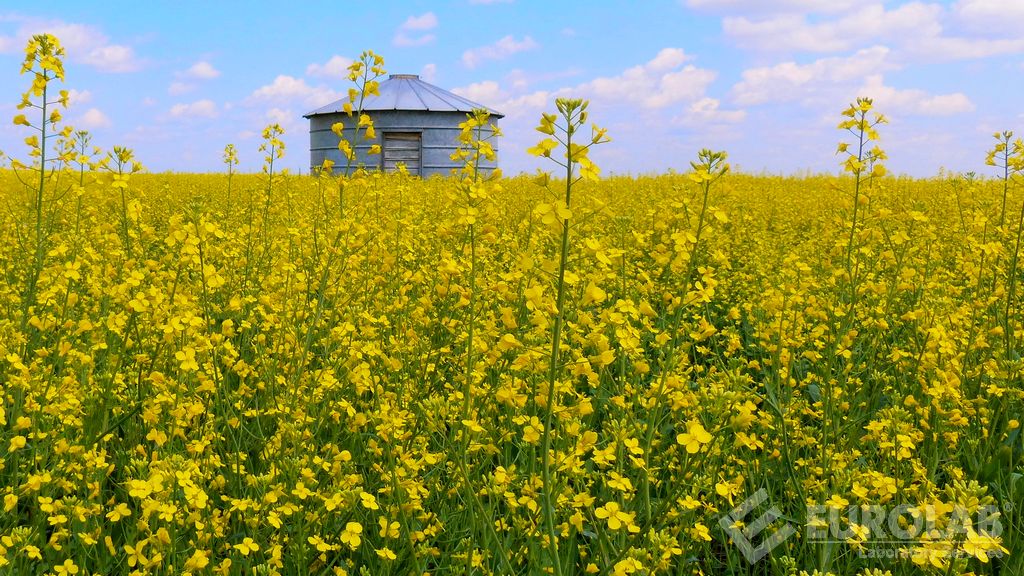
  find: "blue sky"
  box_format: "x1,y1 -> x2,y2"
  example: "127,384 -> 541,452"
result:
1,0 -> 1023,177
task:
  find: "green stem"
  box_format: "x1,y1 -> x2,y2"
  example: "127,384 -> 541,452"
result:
462,225 -> 477,417
845,112 -> 866,277
540,114 -> 574,576
21,72 -> 50,355
1000,149 -> 1010,228
1003,198 -> 1024,360
640,174 -> 711,522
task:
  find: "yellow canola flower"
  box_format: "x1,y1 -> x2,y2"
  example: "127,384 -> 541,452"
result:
527,138 -> 558,158
582,282 -> 607,306
594,501 -> 640,533
359,491 -> 379,510
8,435 -> 26,452
379,517 -> 401,539
184,550 -> 210,571
233,537 -> 259,556
54,559 -> 78,576
341,522 -> 362,549
676,420 -> 712,454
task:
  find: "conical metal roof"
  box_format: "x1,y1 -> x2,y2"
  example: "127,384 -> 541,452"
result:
303,74 -> 504,118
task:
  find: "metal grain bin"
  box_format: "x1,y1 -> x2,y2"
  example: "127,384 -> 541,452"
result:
304,74 -> 503,177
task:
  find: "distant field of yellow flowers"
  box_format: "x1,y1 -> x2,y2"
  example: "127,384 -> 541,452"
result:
3,33 -> 1024,576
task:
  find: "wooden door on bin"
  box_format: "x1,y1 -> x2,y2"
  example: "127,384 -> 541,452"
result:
383,132 -> 421,175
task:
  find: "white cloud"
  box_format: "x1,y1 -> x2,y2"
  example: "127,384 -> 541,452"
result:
463,35 -> 538,68
168,81 -> 195,95
168,60 -> 219,94
459,87 -> 550,119
685,0 -> 859,14
183,60 -> 220,80
956,0 -> 1024,32
248,75 -> 341,108
731,46 -> 895,106
708,1 -> 1024,62
400,12 -> 438,30
76,107 -> 111,129
507,70 -> 529,92
577,48 -> 716,109
858,74 -> 974,116
66,89 -> 92,106
729,47 -> 972,118
500,90 -> 550,111
80,44 -> 140,73
394,32 -> 436,47
452,47 -> 724,125
674,98 -> 747,126
452,81 -> 506,105
721,3 -> 941,53
394,12 -> 437,47
902,36 -> 1024,62
263,108 -> 303,137
306,55 -> 353,78
646,47 -> 690,71
470,50 -> 746,176
421,63 -> 437,82
265,108 -> 292,125
504,67 -> 584,93
0,16 -> 143,72
170,99 -> 218,119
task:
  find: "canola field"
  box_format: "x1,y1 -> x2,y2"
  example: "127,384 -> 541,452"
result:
2,34 -> 1023,576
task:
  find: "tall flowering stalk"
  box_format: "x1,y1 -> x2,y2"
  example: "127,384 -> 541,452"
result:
71,130 -> 97,238
288,52 -> 387,401
223,143 -> 238,204
987,131 -> 1022,229
331,50 -> 386,216
10,34 -> 74,345
259,123 -> 285,220
826,97 -> 886,459
837,97 -> 887,279
97,146 -> 143,257
528,97 -> 609,575
453,108 -> 502,420
450,108 -> 511,571
640,147 -> 728,522
988,133 -> 1024,359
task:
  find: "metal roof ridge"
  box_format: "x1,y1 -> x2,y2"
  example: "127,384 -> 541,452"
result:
414,78 -> 500,116
405,77 -> 431,110
303,74 -> 504,117
413,79 -> 462,110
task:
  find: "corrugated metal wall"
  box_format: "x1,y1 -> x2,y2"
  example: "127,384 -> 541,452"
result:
308,110 -> 500,177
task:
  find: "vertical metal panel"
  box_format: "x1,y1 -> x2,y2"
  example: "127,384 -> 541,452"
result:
383,133 -> 421,175
308,110 -> 500,177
